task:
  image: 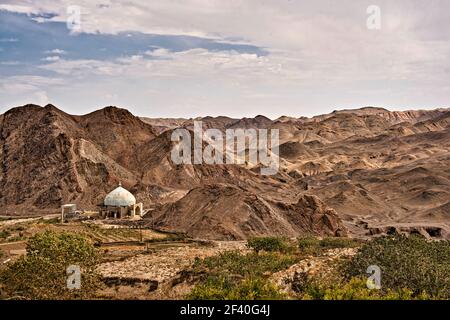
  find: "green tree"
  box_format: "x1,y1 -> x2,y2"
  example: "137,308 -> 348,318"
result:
344,234 -> 449,299
0,230 -> 101,300
247,237 -> 290,253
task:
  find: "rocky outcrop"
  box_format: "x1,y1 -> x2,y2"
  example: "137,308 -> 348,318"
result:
145,184 -> 347,240
0,104 -> 155,213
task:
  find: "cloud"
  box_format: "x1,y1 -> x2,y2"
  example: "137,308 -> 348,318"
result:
0,75 -> 63,91
45,49 -> 66,54
0,4 -> 39,15
42,55 -> 61,62
1,0 -> 450,117
39,49 -> 282,80
1,1 -> 447,49
39,58 -> 122,76
0,61 -> 20,65
0,75 -> 62,109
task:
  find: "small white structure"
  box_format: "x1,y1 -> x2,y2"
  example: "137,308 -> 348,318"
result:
61,204 -> 77,222
100,183 -> 143,219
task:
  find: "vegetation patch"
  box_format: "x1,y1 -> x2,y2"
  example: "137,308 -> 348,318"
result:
188,250 -> 298,300
192,250 -> 298,277
247,236 -> 292,253
343,234 -> 449,299
188,276 -> 285,300
0,230 -> 11,240
41,217 -> 60,224
0,230 -> 101,299
297,235 -> 360,255
293,275 -> 429,300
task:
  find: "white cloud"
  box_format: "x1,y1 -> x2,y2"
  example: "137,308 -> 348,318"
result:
1,0 -> 450,116
0,4 -> 39,15
0,75 -> 63,89
39,58 -> 121,76
0,61 -> 20,65
45,49 -> 66,54
39,49 -> 283,80
0,75 -> 62,109
42,55 -> 61,62
33,90 -> 50,105
3,1 -> 449,81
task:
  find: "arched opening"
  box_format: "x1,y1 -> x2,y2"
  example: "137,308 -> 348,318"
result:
135,205 -> 141,216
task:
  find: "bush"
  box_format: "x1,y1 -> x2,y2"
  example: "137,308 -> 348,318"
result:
188,250 -> 297,300
247,237 -> 290,253
192,250 -> 298,277
307,277 -> 428,300
291,272 -> 429,300
0,230 -> 11,240
9,225 -> 25,232
0,230 -> 101,299
297,236 -> 321,254
322,278 -> 431,300
188,276 -> 285,300
344,234 -> 449,299
320,237 -> 359,249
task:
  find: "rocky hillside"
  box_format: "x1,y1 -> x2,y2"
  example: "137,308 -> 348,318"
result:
145,184 -> 346,240
0,104 -> 156,212
1,104 -> 449,239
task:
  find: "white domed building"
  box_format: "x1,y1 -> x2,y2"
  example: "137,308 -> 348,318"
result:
100,183 -> 143,219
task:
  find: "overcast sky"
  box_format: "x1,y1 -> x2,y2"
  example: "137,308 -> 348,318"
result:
0,0 -> 449,118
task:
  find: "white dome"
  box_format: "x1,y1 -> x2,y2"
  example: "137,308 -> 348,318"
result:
104,184 -> 136,207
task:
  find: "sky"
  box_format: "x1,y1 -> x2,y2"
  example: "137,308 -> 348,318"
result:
0,0 -> 449,118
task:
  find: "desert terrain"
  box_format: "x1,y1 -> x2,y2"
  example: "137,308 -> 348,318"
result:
0,104 -> 448,239
0,104 -> 449,300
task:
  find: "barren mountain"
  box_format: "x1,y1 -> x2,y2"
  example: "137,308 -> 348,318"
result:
0,104 -> 449,239
145,183 -> 346,240
0,104 -> 156,212
310,106 -> 450,124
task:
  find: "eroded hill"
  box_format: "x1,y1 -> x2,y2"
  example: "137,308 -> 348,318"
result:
1,104 -> 449,239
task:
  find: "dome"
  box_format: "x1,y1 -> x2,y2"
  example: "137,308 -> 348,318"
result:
104,183 -> 136,207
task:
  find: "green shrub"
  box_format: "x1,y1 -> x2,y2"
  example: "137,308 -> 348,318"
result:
291,272 -> 429,300
41,218 -> 60,225
320,237 -> 359,249
344,234 -> 449,299
247,237 -> 290,253
297,236 -> 321,254
323,277 -> 431,300
9,225 -> 25,232
307,277 -> 428,300
192,250 -> 298,277
0,230 -> 101,300
0,230 -> 11,240
188,276 -> 285,300
188,250 -> 296,300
